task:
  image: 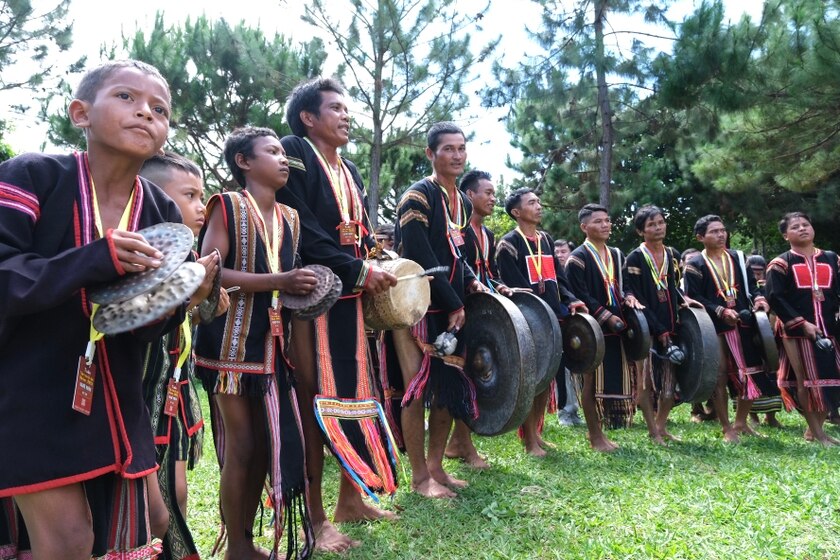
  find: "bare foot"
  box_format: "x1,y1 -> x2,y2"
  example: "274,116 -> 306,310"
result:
589,434 -> 618,453
313,521 -> 361,553
224,542 -> 271,560
763,415 -> 783,428
723,428 -> 741,444
524,441 -> 548,457
661,430 -> 681,442
649,433 -> 667,446
429,467 -> 468,489
536,435 -> 557,450
734,423 -> 765,438
412,477 -> 456,499
804,428 -> 814,441
333,500 -> 399,523
445,443 -> 490,470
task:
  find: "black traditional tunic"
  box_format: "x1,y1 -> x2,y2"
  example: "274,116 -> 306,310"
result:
684,250 -> 778,400
279,135 -> 398,501
566,242 -> 636,428
624,245 -> 682,397
0,152 -> 185,558
766,249 -> 840,412
393,177 -> 478,420
463,221 -> 498,288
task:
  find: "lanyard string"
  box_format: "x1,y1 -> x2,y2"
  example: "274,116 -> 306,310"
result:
701,249 -> 736,299
86,178 -> 137,364
471,223 -> 493,281
583,240 -> 618,306
639,243 -> 668,291
433,178 -> 467,230
172,318 -> 192,382
801,250 -> 822,291
242,190 -> 283,307
516,228 -> 543,280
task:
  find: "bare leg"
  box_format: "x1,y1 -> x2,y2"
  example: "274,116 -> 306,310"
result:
15,484 -> 93,559
445,420 -> 489,469
146,471 -> 170,539
715,341 -> 739,443
733,398 -> 762,436
215,394 -> 270,560
521,390 -> 550,456
635,360 -> 661,444
783,338 -> 838,445
656,394 -> 679,442
289,318 -> 359,553
392,328 -> 455,498
175,460 -> 188,518
333,475 -> 398,522
428,406 -> 467,488
581,371 -> 617,452
764,412 -> 782,428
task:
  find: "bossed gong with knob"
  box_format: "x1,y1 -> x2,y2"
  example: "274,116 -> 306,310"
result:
509,291 -> 562,394
89,222 -> 195,305
675,306 -> 720,403
622,308 -> 652,361
462,292 -> 536,436
753,310 -> 779,372
562,313 -> 605,374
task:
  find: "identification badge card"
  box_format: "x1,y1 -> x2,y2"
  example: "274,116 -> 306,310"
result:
449,229 -> 465,247
725,296 -> 736,308
814,288 -> 825,302
268,307 -> 284,337
657,289 -> 668,303
538,278 -> 545,294
339,222 -> 356,245
164,379 -> 180,417
72,356 -> 96,416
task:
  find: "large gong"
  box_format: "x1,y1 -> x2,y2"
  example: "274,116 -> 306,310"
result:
510,291 -> 563,394
753,310 -> 779,372
562,313 -> 605,374
462,292 -> 536,436
675,306 -> 720,403
623,308 -> 652,361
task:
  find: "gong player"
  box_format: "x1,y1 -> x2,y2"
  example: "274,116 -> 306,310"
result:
566,203 -> 644,452
390,121 -> 487,499
623,205 -> 686,445
496,188 -> 585,457
684,215 -> 775,443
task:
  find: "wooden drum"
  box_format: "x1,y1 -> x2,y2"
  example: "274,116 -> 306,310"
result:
362,258 -> 431,331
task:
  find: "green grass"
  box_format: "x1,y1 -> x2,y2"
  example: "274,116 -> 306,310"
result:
187,389 -> 840,559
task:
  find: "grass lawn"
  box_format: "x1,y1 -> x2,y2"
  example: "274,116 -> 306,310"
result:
187,390 -> 840,559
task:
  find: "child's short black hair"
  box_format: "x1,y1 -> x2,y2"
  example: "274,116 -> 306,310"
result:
224,126 -> 280,188
504,187 -> 534,218
285,77 -> 346,138
140,151 -> 201,187
75,60 -> 170,104
427,121 -> 464,152
693,214 -> 724,237
578,203 -> 608,224
633,204 -> 664,232
459,170 -> 491,193
778,211 -> 811,234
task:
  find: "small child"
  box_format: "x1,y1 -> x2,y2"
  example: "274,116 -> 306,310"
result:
194,126 -> 318,560
0,60 -> 184,559
139,151 -> 230,559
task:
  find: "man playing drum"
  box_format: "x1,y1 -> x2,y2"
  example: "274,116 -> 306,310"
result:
623,205 -> 685,445
766,212 -> 840,445
566,203 -> 643,452
684,215 -> 776,443
391,122 -> 487,498
278,77 -> 399,553
496,188 -> 585,457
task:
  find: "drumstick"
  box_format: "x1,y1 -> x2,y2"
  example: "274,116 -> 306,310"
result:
395,266 -> 450,282
225,286 -> 241,293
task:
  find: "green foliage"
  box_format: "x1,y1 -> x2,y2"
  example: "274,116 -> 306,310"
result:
42,13 -> 326,191
304,0 -> 495,225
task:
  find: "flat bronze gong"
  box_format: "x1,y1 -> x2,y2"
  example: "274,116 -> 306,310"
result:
753,310 -> 779,372
462,292 -> 536,436
622,308 -> 652,361
562,313 -> 605,374
509,291 -> 563,394
675,306 -> 720,403
89,222 -> 195,305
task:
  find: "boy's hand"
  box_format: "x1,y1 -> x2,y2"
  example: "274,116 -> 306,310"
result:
193,252 -> 221,302
279,268 -> 319,295
111,230 -> 163,272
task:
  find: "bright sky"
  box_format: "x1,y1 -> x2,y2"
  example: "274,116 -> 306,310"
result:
3,0 -> 764,182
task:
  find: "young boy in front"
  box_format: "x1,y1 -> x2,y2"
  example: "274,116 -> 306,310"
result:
0,60 -> 185,559
194,127 -> 319,560
139,151 -> 230,559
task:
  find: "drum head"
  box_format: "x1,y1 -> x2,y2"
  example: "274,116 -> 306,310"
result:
93,262 -> 205,335
89,222 -> 195,305
623,308 -> 652,361
563,313 -> 605,374
462,292 -> 536,436
753,310 -> 779,372
510,291 -> 562,394
362,258 -> 430,331
279,264 -> 336,310
675,306 -> 720,403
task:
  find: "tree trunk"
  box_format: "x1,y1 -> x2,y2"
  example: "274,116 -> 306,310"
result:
594,0 -> 613,210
